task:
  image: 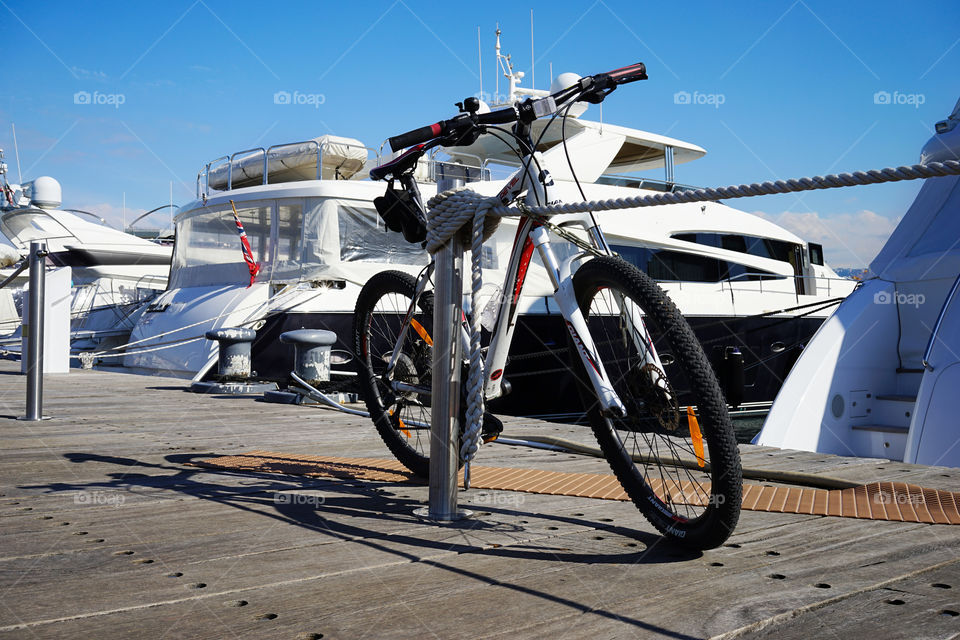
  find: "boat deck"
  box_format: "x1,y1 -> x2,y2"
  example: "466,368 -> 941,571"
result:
1,361 -> 958,639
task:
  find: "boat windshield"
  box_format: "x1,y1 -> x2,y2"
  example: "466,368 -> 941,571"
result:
0,209 -> 77,247
169,197 -> 427,289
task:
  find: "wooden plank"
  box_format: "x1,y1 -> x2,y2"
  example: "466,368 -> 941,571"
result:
2,360 -> 960,639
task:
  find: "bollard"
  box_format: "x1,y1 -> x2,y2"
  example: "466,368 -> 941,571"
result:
414,230 -> 471,522
189,327 -> 277,395
21,241 -> 47,421
279,329 -> 337,384
206,327 -> 257,380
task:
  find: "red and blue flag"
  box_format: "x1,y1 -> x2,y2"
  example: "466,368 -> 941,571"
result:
229,200 -> 260,287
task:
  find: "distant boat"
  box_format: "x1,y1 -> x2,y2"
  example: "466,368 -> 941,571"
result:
0,168 -> 171,356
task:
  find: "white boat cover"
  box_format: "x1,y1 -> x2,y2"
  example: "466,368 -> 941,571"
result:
869,174 -> 960,283
207,135 -> 369,190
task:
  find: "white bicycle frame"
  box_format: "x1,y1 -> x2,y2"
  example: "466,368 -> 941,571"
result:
385,139 -> 667,418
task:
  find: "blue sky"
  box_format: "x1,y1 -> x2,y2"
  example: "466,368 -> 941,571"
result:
2,0 -> 958,267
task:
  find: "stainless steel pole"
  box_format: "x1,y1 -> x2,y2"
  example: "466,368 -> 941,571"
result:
416,237 -> 469,521
413,174 -> 472,522
23,241 -> 46,421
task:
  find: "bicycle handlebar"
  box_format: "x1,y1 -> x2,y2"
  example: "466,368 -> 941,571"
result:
387,107 -> 518,152
386,62 -> 647,152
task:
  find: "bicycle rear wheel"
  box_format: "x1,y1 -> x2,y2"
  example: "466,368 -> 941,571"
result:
570,256 -> 742,549
353,271 -> 434,477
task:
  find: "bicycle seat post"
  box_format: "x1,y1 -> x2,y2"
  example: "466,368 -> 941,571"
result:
414,191 -> 472,522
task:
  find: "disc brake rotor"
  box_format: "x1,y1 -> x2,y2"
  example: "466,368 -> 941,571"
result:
628,363 -> 680,432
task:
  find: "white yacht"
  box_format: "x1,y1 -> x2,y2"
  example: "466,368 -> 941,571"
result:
118,63 -> 853,419
0,165 -> 171,355
755,97 -> 960,466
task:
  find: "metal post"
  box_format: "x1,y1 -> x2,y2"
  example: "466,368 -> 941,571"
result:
664,145 -> 675,185
414,236 -> 470,521
22,241 -> 46,421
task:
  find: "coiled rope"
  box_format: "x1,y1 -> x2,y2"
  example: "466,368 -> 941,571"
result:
422,160 -> 960,489
425,188 -> 504,488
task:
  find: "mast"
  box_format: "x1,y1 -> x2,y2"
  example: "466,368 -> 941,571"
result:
477,26 -> 483,98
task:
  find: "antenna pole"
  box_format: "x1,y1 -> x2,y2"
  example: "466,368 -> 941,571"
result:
477,26 -> 483,98
530,10 -> 535,89
11,124 -> 22,184
495,24 -> 500,100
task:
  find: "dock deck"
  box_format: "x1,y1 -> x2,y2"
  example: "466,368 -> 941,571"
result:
1,361 -> 958,639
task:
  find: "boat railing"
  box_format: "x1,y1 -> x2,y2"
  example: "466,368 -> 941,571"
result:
427,150 -> 490,183
196,140 -> 381,200
707,272 -> 853,305
922,271 -> 960,370
595,174 -> 700,193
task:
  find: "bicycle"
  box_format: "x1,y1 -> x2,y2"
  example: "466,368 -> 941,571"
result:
353,63 -> 742,548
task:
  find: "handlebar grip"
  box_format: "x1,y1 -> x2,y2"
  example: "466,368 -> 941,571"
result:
388,122 -> 444,152
476,106 -> 517,125
606,62 -> 647,85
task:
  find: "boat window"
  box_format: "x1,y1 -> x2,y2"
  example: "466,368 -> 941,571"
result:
808,242 -> 824,266
336,203 -> 428,265
170,201 -> 272,288
270,202 -> 304,281
0,209 -> 75,246
673,232 -> 797,263
611,244 -> 782,282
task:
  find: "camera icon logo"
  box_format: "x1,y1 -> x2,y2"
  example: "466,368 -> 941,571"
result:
74,91 -> 91,105
874,90 -> 891,105
674,90 -> 691,105
873,291 -> 892,305
274,90 -> 291,105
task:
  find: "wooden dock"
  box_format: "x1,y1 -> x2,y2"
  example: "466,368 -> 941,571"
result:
1,360 -> 958,639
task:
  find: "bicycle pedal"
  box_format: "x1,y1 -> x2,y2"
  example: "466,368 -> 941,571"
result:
481,412 -> 503,443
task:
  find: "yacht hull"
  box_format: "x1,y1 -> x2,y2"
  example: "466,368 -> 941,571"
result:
237,309 -> 822,419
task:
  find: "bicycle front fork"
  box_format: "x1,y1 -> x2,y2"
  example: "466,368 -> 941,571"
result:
528,225 -> 627,418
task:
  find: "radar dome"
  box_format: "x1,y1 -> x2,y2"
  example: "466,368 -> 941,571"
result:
550,72 -> 582,95
26,176 -> 62,209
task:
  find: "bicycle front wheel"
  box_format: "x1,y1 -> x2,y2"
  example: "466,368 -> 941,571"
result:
353,270 -> 434,477
571,256 -> 742,549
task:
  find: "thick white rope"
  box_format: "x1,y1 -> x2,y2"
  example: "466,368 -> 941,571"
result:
425,188 -> 503,488
422,160 -> 960,488
483,160 -> 960,218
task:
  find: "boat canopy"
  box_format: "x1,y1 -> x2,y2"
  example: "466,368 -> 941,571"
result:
169,195 -> 428,289
869,175 -> 960,282
205,135 -> 371,191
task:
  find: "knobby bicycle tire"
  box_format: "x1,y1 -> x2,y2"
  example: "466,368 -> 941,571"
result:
570,256 -> 742,549
353,270 -> 435,477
